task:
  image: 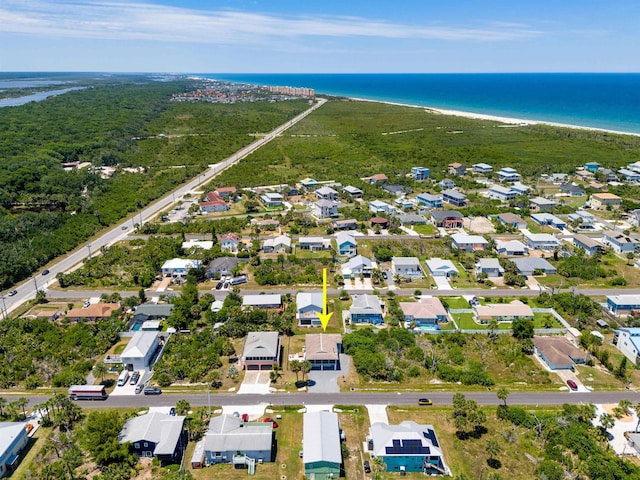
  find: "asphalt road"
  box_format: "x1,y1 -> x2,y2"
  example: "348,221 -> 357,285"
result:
17,390 -> 640,410
2,98 -> 327,315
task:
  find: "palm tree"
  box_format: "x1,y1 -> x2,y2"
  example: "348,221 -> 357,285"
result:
0,397 -> 6,417
619,399 -> 632,416
301,361 -> 312,384
290,360 -> 302,382
496,388 -> 510,407
371,457 -> 386,479
16,397 -> 29,419
600,412 -> 615,438
176,399 -> 191,416
486,438 -> 501,464
93,362 -> 108,384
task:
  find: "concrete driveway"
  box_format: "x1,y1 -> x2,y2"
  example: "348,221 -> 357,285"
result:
308,354 -> 352,393
433,276 -> 452,290
238,371 -> 272,394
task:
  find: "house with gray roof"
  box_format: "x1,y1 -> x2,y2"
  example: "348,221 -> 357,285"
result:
299,236 -> 331,251
451,233 -> 489,252
431,210 -> 463,229
573,235 -> 603,256
203,415 -> 274,465
343,185 -> 363,198
523,232 -> 561,251
241,332 -> 280,370
475,258 -> 504,277
242,294 -> 282,310
442,189 -> 467,207
368,421 -> 448,475
303,411 -> 342,480
416,193 -> 443,209
398,214 -> 427,225
313,199 -> 339,219
511,257 -> 557,276
119,411 -> 187,464
602,231 -> 637,254
297,292 -> 323,327
205,257 -> 241,278
315,186 -> 339,201
496,212 -> 527,230
350,294 -> 384,324
529,197 -> 556,212
391,257 -> 423,279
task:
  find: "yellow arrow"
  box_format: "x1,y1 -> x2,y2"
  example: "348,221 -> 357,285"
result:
317,268 -> 333,332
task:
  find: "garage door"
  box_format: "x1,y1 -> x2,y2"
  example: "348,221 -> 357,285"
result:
247,365 -> 259,371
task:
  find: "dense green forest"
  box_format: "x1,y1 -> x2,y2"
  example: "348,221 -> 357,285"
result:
0,78 -> 306,288
213,99 -> 640,188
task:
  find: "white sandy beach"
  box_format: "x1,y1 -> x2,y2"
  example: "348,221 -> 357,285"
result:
348,96 -> 640,137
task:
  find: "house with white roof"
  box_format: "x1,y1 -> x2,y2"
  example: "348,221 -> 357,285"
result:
488,185 -> 516,201
568,211 -> 595,229
425,258 -> 459,277
572,234 -> 603,256
119,411 -> 187,464
349,294 -> 384,324
391,257 -> 423,279
242,294 -> 282,310
341,255 -> 373,279
475,258 -> 504,277
298,236 -> 331,251
202,415 -> 274,466
343,185 -> 363,198
523,232 -> 561,251
260,192 -> 283,207
496,239 -> 529,256
182,239 -> 214,250
368,422 -> 448,475
510,182 -> 530,196
121,330 -> 161,371
0,422 -> 28,479
618,168 -> 640,183
300,178 -> 320,190
161,258 -> 203,279
303,411 -> 342,480
296,292 -> 323,327
450,233 -> 489,252
369,200 -> 395,214
336,232 -> 357,257
614,328 -> 640,365
400,297 -> 447,328
262,235 -> 291,253
497,167 -> 521,182
607,295 -> 640,316
241,331 -> 280,370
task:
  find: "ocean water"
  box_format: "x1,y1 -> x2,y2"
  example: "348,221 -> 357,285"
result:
203,73 -> 640,135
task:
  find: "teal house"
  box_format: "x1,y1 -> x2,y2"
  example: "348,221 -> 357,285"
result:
303,411 -> 342,479
368,421 -> 449,475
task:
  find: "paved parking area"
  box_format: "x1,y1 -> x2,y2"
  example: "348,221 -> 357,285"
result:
308,354 -> 351,393
109,369 -> 147,396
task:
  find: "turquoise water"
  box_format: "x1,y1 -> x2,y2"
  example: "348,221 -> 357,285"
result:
203,73 -> 640,135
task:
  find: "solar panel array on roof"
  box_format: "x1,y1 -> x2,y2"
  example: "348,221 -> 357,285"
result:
385,439 -> 431,455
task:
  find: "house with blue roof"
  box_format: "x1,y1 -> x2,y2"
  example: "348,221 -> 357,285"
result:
416,193 -> 443,209
336,232 -> 357,257
411,167 -> 430,181
584,162 -> 601,173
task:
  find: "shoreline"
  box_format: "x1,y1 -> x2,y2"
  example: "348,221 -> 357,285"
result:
347,96 -> 640,137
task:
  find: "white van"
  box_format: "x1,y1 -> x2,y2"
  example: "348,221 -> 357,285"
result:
117,370 -> 130,387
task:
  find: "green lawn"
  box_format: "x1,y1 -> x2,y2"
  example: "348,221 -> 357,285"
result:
412,223 -> 436,235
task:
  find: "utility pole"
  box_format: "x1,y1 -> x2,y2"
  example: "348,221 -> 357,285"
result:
87,244 -> 92,259
0,294 -> 7,320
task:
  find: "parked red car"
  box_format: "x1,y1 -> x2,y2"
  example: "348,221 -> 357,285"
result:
241,413 -> 249,422
567,379 -> 578,390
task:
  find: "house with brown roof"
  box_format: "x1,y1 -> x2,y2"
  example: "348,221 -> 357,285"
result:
590,193 -> 622,210
66,303 -> 120,322
214,186 -> 237,198
400,297 -> 447,328
370,216 -> 390,228
532,336 -> 586,370
305,334 -> 342,370
200,191 -> 229,213
473,301 -> 533,324
448,163 -> 467,177
368,173 -> 388,185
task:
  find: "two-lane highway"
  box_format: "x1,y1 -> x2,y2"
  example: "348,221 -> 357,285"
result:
3,98 -> 327,315
16,390 -> 640,410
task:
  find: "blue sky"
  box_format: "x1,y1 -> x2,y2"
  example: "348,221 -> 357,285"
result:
1,0 -> 639,73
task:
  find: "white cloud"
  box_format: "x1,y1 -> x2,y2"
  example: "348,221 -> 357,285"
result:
0,0 -> 542,44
